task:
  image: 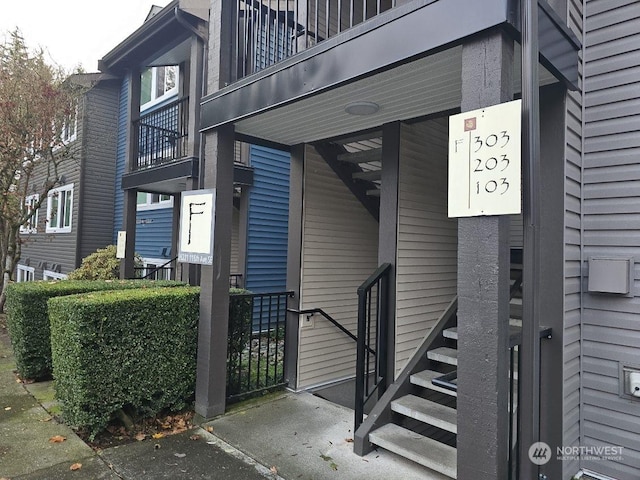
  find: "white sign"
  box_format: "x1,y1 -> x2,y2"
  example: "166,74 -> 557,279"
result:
116,231 -> 126,259
178,189 -> 216,265
448,99 -> 522,217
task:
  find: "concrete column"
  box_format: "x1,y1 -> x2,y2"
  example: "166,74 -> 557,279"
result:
456,30 -> 513,480
379,122 -> 400,384
284,144 -> 304,389
120,68 -> 141,279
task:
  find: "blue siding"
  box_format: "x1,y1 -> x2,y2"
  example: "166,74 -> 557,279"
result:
112,76 -> 173,258
245,145 -> 290,293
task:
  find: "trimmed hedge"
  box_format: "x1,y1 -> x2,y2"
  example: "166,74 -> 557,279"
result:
5,280 -> 184,380
49,286 -> 199,437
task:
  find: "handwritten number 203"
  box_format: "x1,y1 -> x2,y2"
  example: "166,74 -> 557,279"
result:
473,155 -> 510,172
473,131 -> 510,152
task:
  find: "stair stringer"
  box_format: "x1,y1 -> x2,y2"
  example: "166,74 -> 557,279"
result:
354,296 -> 458,456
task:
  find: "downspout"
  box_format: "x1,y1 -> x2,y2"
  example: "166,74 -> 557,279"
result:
578,0 -> 586,466
75,95 -> 89,268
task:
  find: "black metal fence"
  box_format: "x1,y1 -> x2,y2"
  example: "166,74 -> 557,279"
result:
229,273 -> 244,289
232,0 -> 398,81
135,97 -> 189,170
354,263 -> 391,431
226,291 -> 293,403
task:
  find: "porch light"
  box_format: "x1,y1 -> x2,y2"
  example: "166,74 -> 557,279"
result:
345,101 -> 379,116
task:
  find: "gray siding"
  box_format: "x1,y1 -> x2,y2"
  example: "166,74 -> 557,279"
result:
297,146 -> 379,389
581,1 -> 640,477
395,119 -> 457,374
78,81 -> 119,261
563,0 -> 584,477
230,206 -> 240,275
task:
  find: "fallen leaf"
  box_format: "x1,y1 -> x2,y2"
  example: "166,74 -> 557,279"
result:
345,438 -> 354,443
152,433 -> 165,439
270,466 -> 278,474
174,453 -> 186,458
189,434 -> 201,441
4,407 -> 11,411
205,426 -> 214,433
49,435 -> 66,443
135,433 -> 146,441
70,463 -> 82,471
330,462 -> 338,471
40,416 -> 53,422
319,453 -> 332,462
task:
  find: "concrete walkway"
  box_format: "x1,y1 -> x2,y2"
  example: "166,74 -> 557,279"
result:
1,319 -> 446,480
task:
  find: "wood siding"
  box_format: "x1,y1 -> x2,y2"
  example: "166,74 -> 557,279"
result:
297,146 -> 379,389
395,119 -> 457,374
581,1 -> 640,477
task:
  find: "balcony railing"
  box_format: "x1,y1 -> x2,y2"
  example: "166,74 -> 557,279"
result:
233,0 -> 398,80
134,97 -> 189,170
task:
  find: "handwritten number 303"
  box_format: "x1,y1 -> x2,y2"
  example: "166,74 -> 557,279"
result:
473,131 -> 510,152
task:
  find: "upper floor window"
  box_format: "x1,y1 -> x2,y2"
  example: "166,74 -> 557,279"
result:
61,106 -> 78,143
141,66 -> 178,109
46,183 -> 74,233
20,194 -> 39,234
137,192 -> 172,211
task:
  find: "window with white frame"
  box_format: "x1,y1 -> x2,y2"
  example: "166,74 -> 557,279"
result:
61,105 -> 78,143
20,194 -> 39,234
140,258 -> 172,280
136,192 -> 172,211
43,270 -> 68,280
140,66 -> 178,109
16,264 -> 35,282
46,184 -> 73,233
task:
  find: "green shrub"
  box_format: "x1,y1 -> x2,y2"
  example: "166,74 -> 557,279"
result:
5,279 -> 183,380
49,286 -> 199,437
67,245 -> 143,280
228,288 -> 252,363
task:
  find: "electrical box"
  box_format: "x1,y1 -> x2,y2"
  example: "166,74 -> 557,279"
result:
588,257 -> 634,296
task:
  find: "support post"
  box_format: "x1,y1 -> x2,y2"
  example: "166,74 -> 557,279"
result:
120,68 -> 141,279
379,122 -> 400,385
456,30 -> 513,480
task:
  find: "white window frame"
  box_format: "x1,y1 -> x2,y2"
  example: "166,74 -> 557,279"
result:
140,257 -> 172,280
140,66 -> 178,111
136,192 -> 173,211
43,270 -> 68,280
20,194 -> 39,234
16,264 -> 35,282
61,106 -> 78,143
46,183 -> 74,233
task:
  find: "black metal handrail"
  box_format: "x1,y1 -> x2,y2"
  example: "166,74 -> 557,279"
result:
230,273 -> 244,288
288,307 -> 375,356
134,256 -> 178,280
354,263 -> 391,432
134,96 -> 189,170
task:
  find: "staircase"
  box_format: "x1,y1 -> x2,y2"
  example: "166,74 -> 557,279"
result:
356,259 -> 525,479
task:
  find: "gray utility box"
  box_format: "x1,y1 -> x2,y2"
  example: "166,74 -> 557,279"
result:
588,257 -> 634,297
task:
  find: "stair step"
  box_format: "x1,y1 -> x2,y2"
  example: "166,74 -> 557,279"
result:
352,170 -> 382,181
443,328 -> 457,340
392,395 -> 457,433
411,370 -> 457,397
427,347 -> 458,366
369,423 -> 457,479
337,147 -> 382,164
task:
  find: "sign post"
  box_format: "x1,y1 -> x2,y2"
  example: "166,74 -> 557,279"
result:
448,99 -> 522,218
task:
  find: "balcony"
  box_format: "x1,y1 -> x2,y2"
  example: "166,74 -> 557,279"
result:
231,0 -> 398,81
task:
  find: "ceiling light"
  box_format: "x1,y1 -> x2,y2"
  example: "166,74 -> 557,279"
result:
345,101 -> 380,116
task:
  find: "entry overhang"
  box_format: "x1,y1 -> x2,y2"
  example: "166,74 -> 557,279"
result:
200,0 -> 579,137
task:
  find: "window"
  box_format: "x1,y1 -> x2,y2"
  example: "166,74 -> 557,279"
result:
140,258 -> 172,280
46,184 -> 73,233
43,270 -> 68,280
20,194 -> 39,234
16,264 -> 35,282
61,106 -> 78,143
140,66 -> 178,108
136,192 -> 172,211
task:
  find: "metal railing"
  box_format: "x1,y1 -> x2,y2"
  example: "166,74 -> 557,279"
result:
226,290 -> 294,403
133,257 -> 177,280
230,273 -> 244,289
354,263 -> 391,431
134,97 -> 189,170
232,0 -> 398,80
